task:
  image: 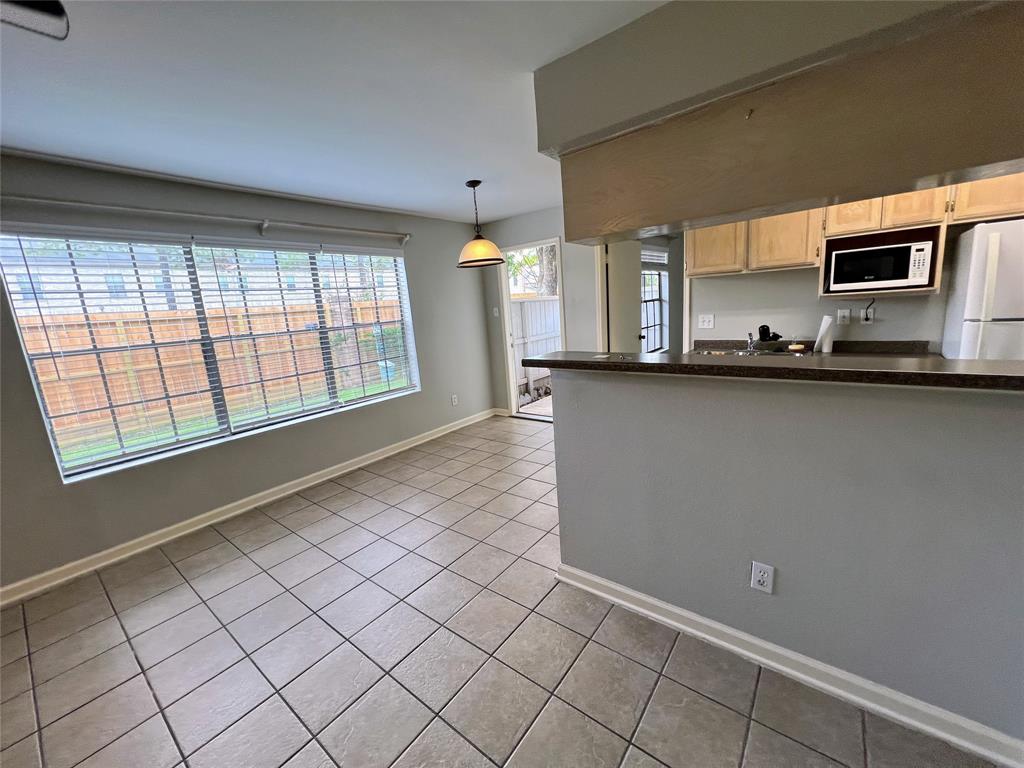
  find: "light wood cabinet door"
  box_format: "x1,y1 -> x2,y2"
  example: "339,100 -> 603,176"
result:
880,187 -> 948,228
951,173 -> 1024,222
825,198 -> 883,236
747,209 -> 822,271
684,222 -> 747,276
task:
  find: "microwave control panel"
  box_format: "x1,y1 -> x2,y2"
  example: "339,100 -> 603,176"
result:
909,244 -> 931,282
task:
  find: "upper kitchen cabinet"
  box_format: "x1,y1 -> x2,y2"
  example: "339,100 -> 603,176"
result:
880,188 -> 949,229
747,209 -> 823,271
951,172 -> 1024,222
827,188 -> 949,235
684,222 -> 746,276
825,198 -> 882,236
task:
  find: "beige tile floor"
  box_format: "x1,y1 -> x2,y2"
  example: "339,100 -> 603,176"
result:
0,416 -> 995,768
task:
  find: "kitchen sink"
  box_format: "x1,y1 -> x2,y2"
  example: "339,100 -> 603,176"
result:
693,349 -> 809,357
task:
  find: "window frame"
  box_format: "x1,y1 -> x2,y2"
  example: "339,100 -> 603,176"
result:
1,228 -> 421,482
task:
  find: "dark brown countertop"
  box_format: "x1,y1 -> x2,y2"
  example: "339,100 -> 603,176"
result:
522,351 -> 1024,392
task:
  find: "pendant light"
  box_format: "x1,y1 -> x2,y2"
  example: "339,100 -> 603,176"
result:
458,180 -> 504,268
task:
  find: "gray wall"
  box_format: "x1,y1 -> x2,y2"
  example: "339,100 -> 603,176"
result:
690,267 -> 951,348
481,206 -> 599,410
0,156 -> 494,585
551,369 -> 1023,737
534,1 -> 955,154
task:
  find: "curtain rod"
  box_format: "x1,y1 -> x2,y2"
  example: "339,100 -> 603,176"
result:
2,194 -> 412,246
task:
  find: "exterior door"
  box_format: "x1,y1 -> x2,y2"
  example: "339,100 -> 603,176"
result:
499,239 -> 564,419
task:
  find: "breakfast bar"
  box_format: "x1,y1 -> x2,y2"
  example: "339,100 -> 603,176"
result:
524,350 -> 1024,753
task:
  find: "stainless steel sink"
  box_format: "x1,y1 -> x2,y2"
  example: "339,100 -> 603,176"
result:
693,349 -> 809,357
693,349 -> 761,356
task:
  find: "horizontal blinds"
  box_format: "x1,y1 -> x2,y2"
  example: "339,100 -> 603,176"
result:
0,234 -> 418,476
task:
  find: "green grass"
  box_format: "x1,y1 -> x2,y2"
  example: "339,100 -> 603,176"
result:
59,375 -> 412,471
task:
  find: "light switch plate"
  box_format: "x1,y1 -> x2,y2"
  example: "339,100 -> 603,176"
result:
698,314 -> 715,329
836,309 -> 851,325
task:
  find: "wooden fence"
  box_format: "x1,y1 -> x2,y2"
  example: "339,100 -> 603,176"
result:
510,296 -> 561,393
17,299 -> 402,423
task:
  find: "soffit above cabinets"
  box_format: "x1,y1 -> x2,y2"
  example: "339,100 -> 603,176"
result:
557,2 -> 1024,244
534,0 -> 962,157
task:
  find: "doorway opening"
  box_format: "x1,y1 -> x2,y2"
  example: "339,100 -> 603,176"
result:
498,239 -> 565,421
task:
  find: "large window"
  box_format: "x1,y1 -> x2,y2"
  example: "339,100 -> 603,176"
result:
0,234 -> 419,478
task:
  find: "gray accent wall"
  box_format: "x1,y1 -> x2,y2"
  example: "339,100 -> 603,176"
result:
552,369 -> 1024,737
0,156 -> 494,585
481,206 -> 599,410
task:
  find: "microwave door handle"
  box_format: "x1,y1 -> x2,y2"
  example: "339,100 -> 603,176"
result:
980,232 -> 1000,322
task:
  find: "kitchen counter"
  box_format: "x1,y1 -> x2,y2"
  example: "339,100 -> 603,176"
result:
522,350 -> 1024,392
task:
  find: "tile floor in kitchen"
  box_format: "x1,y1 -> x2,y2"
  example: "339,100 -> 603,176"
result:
0,416 -> 994,768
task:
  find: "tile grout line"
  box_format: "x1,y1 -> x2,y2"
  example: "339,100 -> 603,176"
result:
736,665 -> 762,768
861,709 -> 868,768
16,603 -> 47,768
88,575 -> 187,768
613,626 -> 680,768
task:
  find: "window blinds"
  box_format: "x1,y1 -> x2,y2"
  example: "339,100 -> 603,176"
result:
0,234 -> 419,477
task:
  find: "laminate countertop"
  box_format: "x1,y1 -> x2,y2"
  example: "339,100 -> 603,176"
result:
521,350 -> 1024,392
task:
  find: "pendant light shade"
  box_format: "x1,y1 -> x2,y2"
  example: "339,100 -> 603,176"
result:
458,180 -> 504,268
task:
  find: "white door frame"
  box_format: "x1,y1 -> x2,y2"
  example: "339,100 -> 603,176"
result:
496,237 -> 566,416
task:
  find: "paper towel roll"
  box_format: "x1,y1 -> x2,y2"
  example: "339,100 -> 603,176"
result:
814,315 -> 834,354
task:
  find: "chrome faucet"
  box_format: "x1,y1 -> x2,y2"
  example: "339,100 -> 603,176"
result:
747,332 -> 756,351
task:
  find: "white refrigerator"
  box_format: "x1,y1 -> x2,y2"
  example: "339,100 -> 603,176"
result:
942,219 -> 1024,360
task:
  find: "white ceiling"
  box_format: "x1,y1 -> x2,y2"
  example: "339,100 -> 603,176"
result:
1,1 -> 660,223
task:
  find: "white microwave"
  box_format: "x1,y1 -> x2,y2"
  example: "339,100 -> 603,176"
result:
828,241 -> 933,292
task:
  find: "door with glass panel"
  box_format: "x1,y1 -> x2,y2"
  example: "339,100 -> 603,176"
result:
640,268 -> 668,353
499,240 -> 564,420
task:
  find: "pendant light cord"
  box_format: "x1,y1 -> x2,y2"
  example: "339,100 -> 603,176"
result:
472,186 -> 482,236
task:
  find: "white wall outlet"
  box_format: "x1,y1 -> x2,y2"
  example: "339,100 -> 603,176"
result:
836,309 -> 851,326
860,308 -> 875,325
750,561 -> 775,594
450,394 -> 458,407
492,307 -> 499,317
698,313 -> 715,329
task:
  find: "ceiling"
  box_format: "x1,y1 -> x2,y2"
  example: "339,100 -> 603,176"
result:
0,1 -> 660,223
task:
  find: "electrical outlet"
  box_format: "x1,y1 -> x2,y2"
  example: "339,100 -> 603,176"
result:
698,313 -> 715,329
750,561 -> 775,594
450,394 -> 458,407
860,308 -> 874,324
836,309 -> 851,326
492,307 -> 499,317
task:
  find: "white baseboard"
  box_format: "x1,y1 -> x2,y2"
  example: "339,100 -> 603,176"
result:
557,563 -> 1023,768
0,408 -> 506,608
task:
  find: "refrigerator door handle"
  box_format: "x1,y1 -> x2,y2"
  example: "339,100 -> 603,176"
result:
980,232 -> 1001,322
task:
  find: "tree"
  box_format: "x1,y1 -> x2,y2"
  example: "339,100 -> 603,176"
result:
506,244 -> 558,297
